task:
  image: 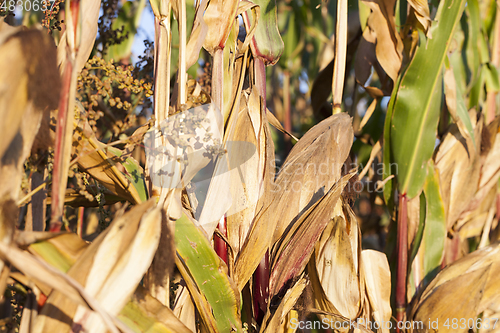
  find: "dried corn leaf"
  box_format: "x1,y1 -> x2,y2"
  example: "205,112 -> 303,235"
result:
412,267 -> 488,333
234,114 -> 352,291
22,231 -> 187,333
35,200 -> 161,333
75,115 -> 148,204
118,286 -> 192,333
312,200 -> 361,319
271,113 -> 353,245
52,0 -> 101,226
186,3 -> 208,69
466,118 -> 500,211
457,186 -> 497,238
0,200 -> 17,297
435,112 -> 482,230
444,59 -> 476,145
270,170 -> 355,299
0,241 -> 120,333
361,250 -> 392,333
29,233 -> 89,273
360,0 -> 403,82
202,0 -> 239,54
407,0 -> 431,34
411,243 -> 500,331
0,27 -> 60,201
260,277 -> 308,333
172,286 -> 197,332
226,90 -> 275,259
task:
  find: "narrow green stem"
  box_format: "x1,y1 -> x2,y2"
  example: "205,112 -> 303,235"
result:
396,193 -> 408,331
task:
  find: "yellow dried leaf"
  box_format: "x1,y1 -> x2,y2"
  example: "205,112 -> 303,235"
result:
435,111 -> 483,230
361,0 -> 403,82
361,250 -> 392,333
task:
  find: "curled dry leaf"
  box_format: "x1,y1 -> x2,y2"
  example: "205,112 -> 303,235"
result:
407,0 -> 432,35
434,111 -> 483,230
462,118 -> 500,214
202,0 -> 239,54
410,243 -> 500,332
51,0 -> 101,227
361,250 -> 392,333
172,285 -> 197,332
310,199 -> 361,319
186,0 -> 208,69
360,0 -> 403,83
457,186 -> 497,239
444,58 -> 476,144
354,28 -> 390,98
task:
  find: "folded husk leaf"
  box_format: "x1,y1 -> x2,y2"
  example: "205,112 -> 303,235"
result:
410,243 -> 500,332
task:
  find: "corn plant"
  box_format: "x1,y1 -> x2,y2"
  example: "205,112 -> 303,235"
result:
1,0 -> 500,331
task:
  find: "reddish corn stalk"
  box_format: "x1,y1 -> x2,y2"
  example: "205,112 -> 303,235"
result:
253,252 -> 269,324
50,59 -> 73,232
212,48 -> 224,116
252,57 -> 270,325
50,0 -> 81,232
396,193 -> 408,331
214,215 -> 228,265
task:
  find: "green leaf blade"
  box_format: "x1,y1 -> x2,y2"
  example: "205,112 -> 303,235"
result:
175,214 -> 242,333
389,0 -> 466,199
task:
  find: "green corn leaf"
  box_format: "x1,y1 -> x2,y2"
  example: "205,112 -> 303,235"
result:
444,56 -> 476,146
408,162 -> 446,298
175,213 -> 242,333
420,162 -> 446,285
108,146 -> 149,203
385,0 -> 466,199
